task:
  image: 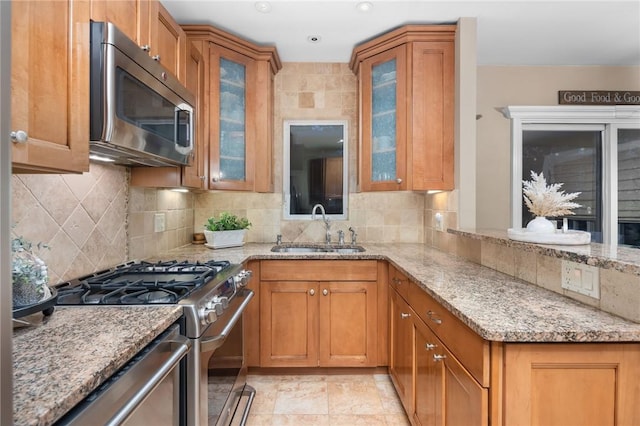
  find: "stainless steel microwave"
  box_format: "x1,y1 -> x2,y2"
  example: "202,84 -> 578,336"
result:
89,21 -> 195,167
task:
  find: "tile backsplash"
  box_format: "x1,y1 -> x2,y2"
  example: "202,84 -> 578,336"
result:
11,163 -> 195,285
11,163 -> 128,284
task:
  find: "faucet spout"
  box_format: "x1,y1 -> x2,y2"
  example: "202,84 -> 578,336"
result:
311,204 -> 331,244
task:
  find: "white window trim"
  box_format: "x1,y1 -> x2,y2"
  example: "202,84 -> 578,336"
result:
503,105 -> 640,244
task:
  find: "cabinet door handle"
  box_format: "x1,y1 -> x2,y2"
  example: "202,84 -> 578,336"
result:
11,130 -> 28,144
427,310 -> 442,325
309,289 -> 315,296
152,54 -> 161,62
140,44 -> 151,52
433,354 -> 447,362
400,312 -> 411,319
425,343 -> 437,351
396,178 -> 403,184
322,289 -> 328,296
392,277 -> 402,285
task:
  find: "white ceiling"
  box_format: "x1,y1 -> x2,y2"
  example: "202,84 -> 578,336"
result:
161,0 -> 640,66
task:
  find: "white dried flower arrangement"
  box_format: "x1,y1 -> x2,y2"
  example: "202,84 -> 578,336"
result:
523,171 -> 582,217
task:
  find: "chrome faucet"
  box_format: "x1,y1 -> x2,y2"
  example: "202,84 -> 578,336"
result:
311,204 -> 331,244
338,230 -> 345,245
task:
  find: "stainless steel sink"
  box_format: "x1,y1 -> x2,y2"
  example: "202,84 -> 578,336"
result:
271,244 -> 365,253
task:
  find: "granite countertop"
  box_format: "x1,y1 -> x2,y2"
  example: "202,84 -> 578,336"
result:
156,242 -> 640,343
13,306 -> 183,426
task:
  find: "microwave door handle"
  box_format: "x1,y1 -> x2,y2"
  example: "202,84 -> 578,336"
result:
174,107 -> 194,157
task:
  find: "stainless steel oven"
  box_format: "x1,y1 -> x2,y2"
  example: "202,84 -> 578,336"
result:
55,260 -> 256,426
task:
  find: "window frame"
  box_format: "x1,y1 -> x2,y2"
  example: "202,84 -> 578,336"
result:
504,105 -> 640,245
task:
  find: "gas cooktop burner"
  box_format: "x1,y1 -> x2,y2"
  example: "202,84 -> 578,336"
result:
55,260 -> 233,306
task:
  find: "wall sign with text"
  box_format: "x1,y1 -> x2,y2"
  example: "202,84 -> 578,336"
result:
559,90 -> 640,105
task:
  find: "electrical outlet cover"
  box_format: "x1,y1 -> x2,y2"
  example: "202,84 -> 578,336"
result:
561,259 -> 600,299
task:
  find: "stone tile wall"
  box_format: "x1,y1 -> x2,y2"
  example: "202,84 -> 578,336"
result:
11,163 -> 128,284
454,235 -> 640,323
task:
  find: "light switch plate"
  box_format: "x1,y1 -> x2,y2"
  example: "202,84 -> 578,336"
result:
561,259 -> 600,299
154,213 -> 166,233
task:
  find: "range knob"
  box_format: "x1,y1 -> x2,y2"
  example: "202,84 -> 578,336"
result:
199,307 -> 217,325
210,301 -> 224,315
213,295 -> 229,309
234,269 -> 253,287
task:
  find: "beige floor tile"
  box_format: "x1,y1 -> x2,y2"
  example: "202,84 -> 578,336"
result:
375,379 -> 405,414
329,414 -> 387,425
270,414 -> 330,425
384,414 -> 412,425
327,380 -> 385,415
247,381 -> 279,415
245,414 -> 274,425
273,381 -> 329,415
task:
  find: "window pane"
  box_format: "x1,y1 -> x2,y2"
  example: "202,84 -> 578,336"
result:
522,130 -> 602,242
617,128 -> 640,247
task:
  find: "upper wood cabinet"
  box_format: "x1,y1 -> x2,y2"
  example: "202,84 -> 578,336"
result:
90,0 -> 186,82
183,25 -> 281,192
10,0 -> 90,173
350,25 -> 456,192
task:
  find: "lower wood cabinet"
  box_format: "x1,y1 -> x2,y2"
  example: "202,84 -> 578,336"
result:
389,266 -> 639,426
258,260 -> 379,368
498,342 -> 640,426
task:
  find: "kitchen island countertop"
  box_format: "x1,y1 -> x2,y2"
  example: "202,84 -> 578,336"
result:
13,305 -> 182,426
154,242 -> 640,343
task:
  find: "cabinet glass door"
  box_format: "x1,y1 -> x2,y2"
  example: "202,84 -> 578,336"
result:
219,58 -> 246,181
371,59 -> 397,182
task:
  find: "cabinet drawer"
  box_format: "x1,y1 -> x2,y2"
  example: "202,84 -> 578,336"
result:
389,264 -> 410,301
408,281 -> 489,386
261,260 -> 378,281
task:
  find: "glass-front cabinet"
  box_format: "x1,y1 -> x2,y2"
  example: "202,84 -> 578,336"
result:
360,46 -> 407,191
218,56 -> 247,183
183,25 -> 281,192
351,25 -> 455,192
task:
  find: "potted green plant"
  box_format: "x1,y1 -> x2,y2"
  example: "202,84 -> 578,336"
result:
203,212 -> 251,249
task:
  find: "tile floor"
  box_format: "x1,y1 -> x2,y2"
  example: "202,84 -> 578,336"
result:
245,373 -> 411,425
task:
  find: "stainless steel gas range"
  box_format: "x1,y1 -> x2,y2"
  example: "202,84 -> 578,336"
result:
55,259 -> 255,426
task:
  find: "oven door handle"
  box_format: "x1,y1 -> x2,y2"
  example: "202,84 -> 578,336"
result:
199,290 -> 254,353
107,334 -> 192,425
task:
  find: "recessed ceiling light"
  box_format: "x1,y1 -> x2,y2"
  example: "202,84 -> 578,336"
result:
356,2 -> 373,12
307,35 -> 321,43
255,1 -> 272,13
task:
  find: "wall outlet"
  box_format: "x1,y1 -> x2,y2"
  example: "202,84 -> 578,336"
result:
154,213 -> 166,233
434,212 -> 444,232
561,259 -> 600,299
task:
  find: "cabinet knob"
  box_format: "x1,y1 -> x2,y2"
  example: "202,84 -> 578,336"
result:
10,130 -> 28,144
396,178 -> 403,184
400,312 -> 411,319
212,176 -> 219,182
199,176 -> 206,181
152,55 -> 161,62
140,44 -> 151,52
309,289 -> 315,296
392,277 -> 402,285
433,354 -> 447,362
322,289 -> 328,296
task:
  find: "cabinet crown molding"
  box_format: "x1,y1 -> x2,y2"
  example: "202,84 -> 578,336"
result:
349,24 -> 457,74
182,24 -> 281,74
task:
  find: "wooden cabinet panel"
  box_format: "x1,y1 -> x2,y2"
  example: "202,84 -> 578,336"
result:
502,343 -> 640,426
90,0 -> 150,46
389,287 -> 414,414
319,281 -> 377,367
261,260 -> 378,282
260,281 -> 318,367
389,264 -> 410,301
414,309 -> 442,426
11,0 -> 90,173
411,41 -> 455,190
151,1 -> 186,82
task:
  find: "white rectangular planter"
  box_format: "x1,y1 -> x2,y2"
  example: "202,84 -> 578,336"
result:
203,229 -> 246,249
